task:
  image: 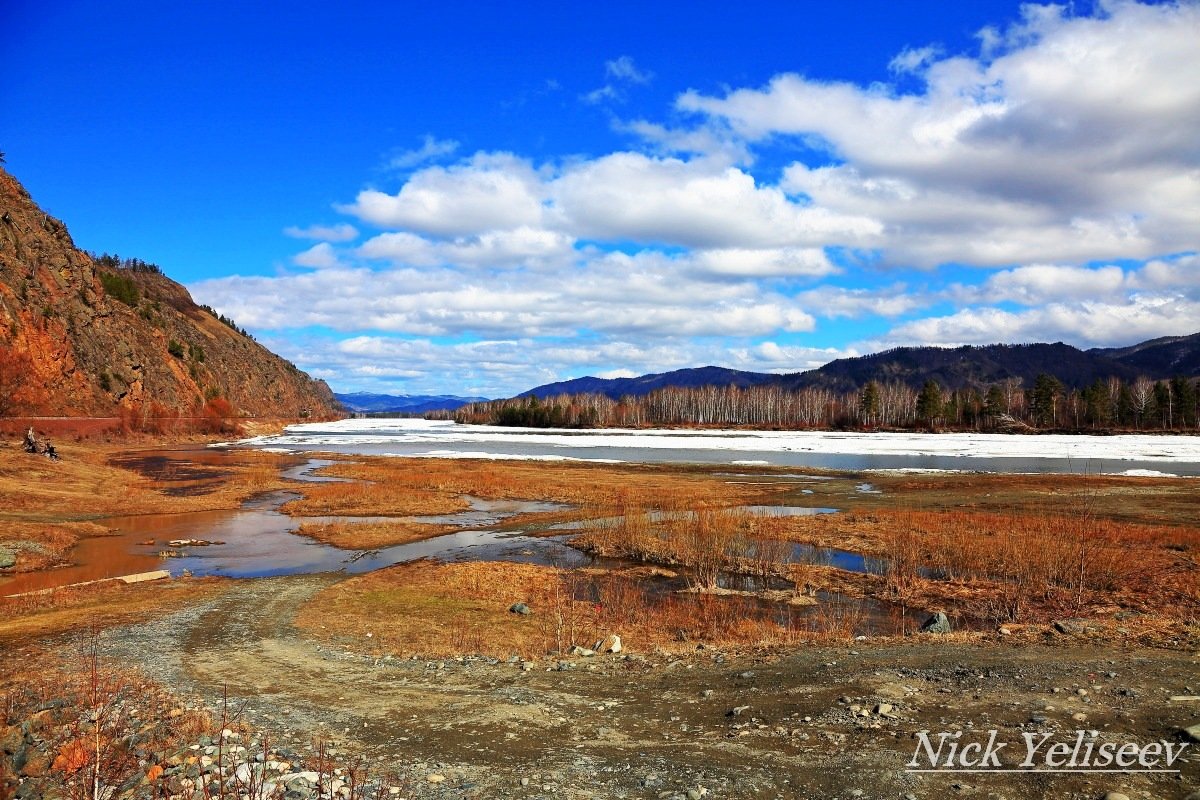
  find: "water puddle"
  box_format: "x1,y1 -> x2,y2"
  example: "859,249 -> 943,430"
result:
0,459 -> 584,596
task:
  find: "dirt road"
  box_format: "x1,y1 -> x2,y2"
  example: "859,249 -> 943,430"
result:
93,575 -> 1200,799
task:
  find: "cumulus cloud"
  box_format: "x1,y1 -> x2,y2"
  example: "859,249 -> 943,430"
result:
357,227 -> 576,271
884,295 -> 1200,350
292,242 -> 342,269
283,223 -> 359,242
680,1 -> 1200,266
341,152 -> 550,236
210,3 -> 1200,395
191,253 -> 816,340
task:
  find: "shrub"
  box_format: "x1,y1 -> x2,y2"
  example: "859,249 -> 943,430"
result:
98,272 -> 139,306
167,339 -> 184,358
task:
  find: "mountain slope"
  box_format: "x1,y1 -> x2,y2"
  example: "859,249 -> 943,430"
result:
779,343 -> 1142,393
335,391 -> 487,413
0,168 -> 340,418
1091,332 -> 1200,377
511,339 -> 1199,403
522,366 -> 783,400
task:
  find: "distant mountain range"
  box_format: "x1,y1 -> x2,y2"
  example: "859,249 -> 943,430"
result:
519,335 -> 1200,400
335,391 -> 488,414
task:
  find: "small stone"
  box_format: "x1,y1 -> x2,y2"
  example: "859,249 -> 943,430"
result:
520,777 -> 530,787
1102,793 -> 1130,800
1053,619 -> 1089,635
1072,712 -> 1088,722
1181,723 -> 1200,743
509,603 -> 532,616
874,703 -> 893,716
727,705 -> 751,717
426,774 -> 445,784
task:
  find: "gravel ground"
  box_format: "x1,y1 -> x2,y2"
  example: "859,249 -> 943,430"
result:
83,575 -> 1200,799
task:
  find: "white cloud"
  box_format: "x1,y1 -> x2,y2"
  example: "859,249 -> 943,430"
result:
795,284 -> 927,318
971,264 -> 1128,305
678,1 -> 1200,267
553,153 -> 881,248
292,242 -> 341,269
582,85 -> 621,105
191,253 -> 816,340
386,135 -> 460,171
687,247 -> 837,279
340,152 -> 550,236
605,55 -> 653,84
884,294 -> 1200,349
283,223 -> 359,242
357,227 -> 576,271
888,45 -> 942,74
225,3 -> 1200,396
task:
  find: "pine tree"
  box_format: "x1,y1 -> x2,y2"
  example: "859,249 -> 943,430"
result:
916,379 -> 943,428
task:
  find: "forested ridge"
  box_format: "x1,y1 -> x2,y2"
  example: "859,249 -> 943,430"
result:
448,358 -> 1200,433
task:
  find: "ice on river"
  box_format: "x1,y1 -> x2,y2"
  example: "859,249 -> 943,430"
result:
235,418 -> 1200,474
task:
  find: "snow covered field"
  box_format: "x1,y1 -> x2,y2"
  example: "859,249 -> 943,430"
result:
239,418 -> 1200,476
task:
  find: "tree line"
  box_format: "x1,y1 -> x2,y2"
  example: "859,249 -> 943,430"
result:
444,373 -> 1200,432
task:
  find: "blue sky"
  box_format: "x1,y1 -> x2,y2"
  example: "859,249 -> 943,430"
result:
2,1 -> 1197,397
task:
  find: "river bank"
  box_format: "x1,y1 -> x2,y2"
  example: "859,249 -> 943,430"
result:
2,438 -> 1198,798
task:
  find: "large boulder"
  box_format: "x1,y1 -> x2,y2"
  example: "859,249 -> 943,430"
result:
919,612 -> 952,634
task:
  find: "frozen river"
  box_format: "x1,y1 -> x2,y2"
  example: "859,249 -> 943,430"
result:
241,418 -> 1200,476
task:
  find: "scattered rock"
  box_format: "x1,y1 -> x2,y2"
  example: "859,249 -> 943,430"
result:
1181,723 -> 1200,743
595,634 -> 622,654
727,705 -> 751,717
0,546 -> 15,569
1101,792 -> 1130,800
920,612 -> 952,634
1053,619 -> 1091,635
509,602 -> 532,615
426,773 -> 445,784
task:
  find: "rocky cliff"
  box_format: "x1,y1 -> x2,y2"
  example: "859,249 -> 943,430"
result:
0,167 -> 340,419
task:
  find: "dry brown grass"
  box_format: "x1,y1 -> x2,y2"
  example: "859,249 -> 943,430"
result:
573,497 -> 798,587
296,560 -> 814,659
856,470 -> 1200,528
763,506 -> 1199,624
281,457 -> 782,519
293,520 -> 458,549
0,521 -> 114,572
0,578 -> 229,643
0,441 -> 303,522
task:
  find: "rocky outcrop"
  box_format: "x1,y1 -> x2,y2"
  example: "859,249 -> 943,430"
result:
0,168 -> 340,419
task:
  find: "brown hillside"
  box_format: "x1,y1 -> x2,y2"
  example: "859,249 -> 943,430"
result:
0,167 -> 340,419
